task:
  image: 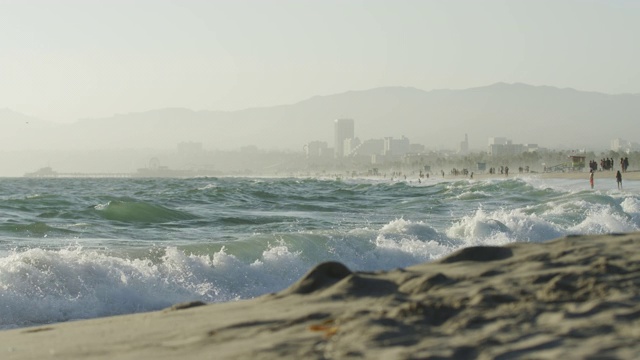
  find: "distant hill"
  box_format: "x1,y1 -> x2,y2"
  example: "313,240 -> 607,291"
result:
1,83 -> 639,152
0,108 -> 59,151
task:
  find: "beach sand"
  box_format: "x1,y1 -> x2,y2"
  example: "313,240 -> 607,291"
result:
3,232 -> 640,359
456,169 -> 640,182
536,170 -> 639,181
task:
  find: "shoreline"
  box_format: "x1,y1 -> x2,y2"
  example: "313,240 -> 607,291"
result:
3,232 -> 640,359
447,169 -> 640,182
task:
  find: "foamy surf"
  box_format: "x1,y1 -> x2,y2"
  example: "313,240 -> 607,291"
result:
1,175 -> 639,329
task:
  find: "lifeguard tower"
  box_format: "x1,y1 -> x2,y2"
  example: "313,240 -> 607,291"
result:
569,155 -> 586,171
544,155 -> 587,172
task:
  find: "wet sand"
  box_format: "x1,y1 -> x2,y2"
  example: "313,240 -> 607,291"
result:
2,232 -> 640,359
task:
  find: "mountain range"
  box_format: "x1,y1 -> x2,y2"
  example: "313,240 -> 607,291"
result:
2,83 -> 639,152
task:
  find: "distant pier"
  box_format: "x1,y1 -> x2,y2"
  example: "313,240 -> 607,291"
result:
24,166 -> 213,178
44,172 -> 133,178
25,167 -> 133,178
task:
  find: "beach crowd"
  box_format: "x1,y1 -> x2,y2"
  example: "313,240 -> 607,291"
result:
589,157 -> 629,172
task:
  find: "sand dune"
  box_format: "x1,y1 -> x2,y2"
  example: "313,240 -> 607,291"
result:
3,233 -> 640,359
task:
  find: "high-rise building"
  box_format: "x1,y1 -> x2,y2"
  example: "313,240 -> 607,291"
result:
334,118 -> 354,158
458,134 -> 469,155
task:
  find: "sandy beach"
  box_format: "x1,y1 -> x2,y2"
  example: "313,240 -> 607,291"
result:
2,232 -> 640,359
455,169 -> 640,183
536,170 -> 640,181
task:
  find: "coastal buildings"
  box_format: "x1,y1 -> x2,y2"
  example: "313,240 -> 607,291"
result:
383,136 -> 410,157
611,138 -> 640,153
306,141 -> 329,158
488,137 -> 541,157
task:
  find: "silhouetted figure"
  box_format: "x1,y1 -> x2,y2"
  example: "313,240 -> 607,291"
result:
589,170 -> 594,189
616,170 -> 622,189
624,157 -> 629,172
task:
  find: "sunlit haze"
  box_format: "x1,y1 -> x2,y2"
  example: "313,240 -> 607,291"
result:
2,0 -> 639,122
1,0 -> 640,177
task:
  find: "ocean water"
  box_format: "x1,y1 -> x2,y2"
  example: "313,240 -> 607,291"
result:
1,175 -> 639,330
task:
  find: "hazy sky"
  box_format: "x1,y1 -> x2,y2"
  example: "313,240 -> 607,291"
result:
1,0 -> 638,123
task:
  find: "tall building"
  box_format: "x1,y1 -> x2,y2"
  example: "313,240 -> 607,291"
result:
334,118 -> 354,158
458,134 -> 469,155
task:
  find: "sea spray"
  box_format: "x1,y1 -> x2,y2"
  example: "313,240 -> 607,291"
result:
1,176 -> 639,329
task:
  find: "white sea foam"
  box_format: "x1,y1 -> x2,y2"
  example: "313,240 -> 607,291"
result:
371,218 -> 453,265
570,204 -> 639,234
2,176 -> 639,330
197,183 -> 217,191
456,190 -> 491,200
621,196 -> 640,214
0,217 -> 468,329
447,206 -> 565,246
0,244 -> 313,329
93,201 -> 110,210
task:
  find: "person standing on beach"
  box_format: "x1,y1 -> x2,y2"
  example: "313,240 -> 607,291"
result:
624,157 -> 629,172
589,170 -> 594,189
616,170 -> 622,189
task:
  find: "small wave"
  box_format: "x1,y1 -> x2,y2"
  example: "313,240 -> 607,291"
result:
219,216 -> 297,226
569,202 -> 639,234
307,218 -> 463,271
447,207 -> 564,245
196,183 -> 218,191
0,222 -> 77,237
94,200 -> 197,223
456,190 -> 491,200
379,218 -> 444,242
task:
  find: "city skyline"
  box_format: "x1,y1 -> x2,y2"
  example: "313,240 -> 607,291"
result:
2,83 -> 638,153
